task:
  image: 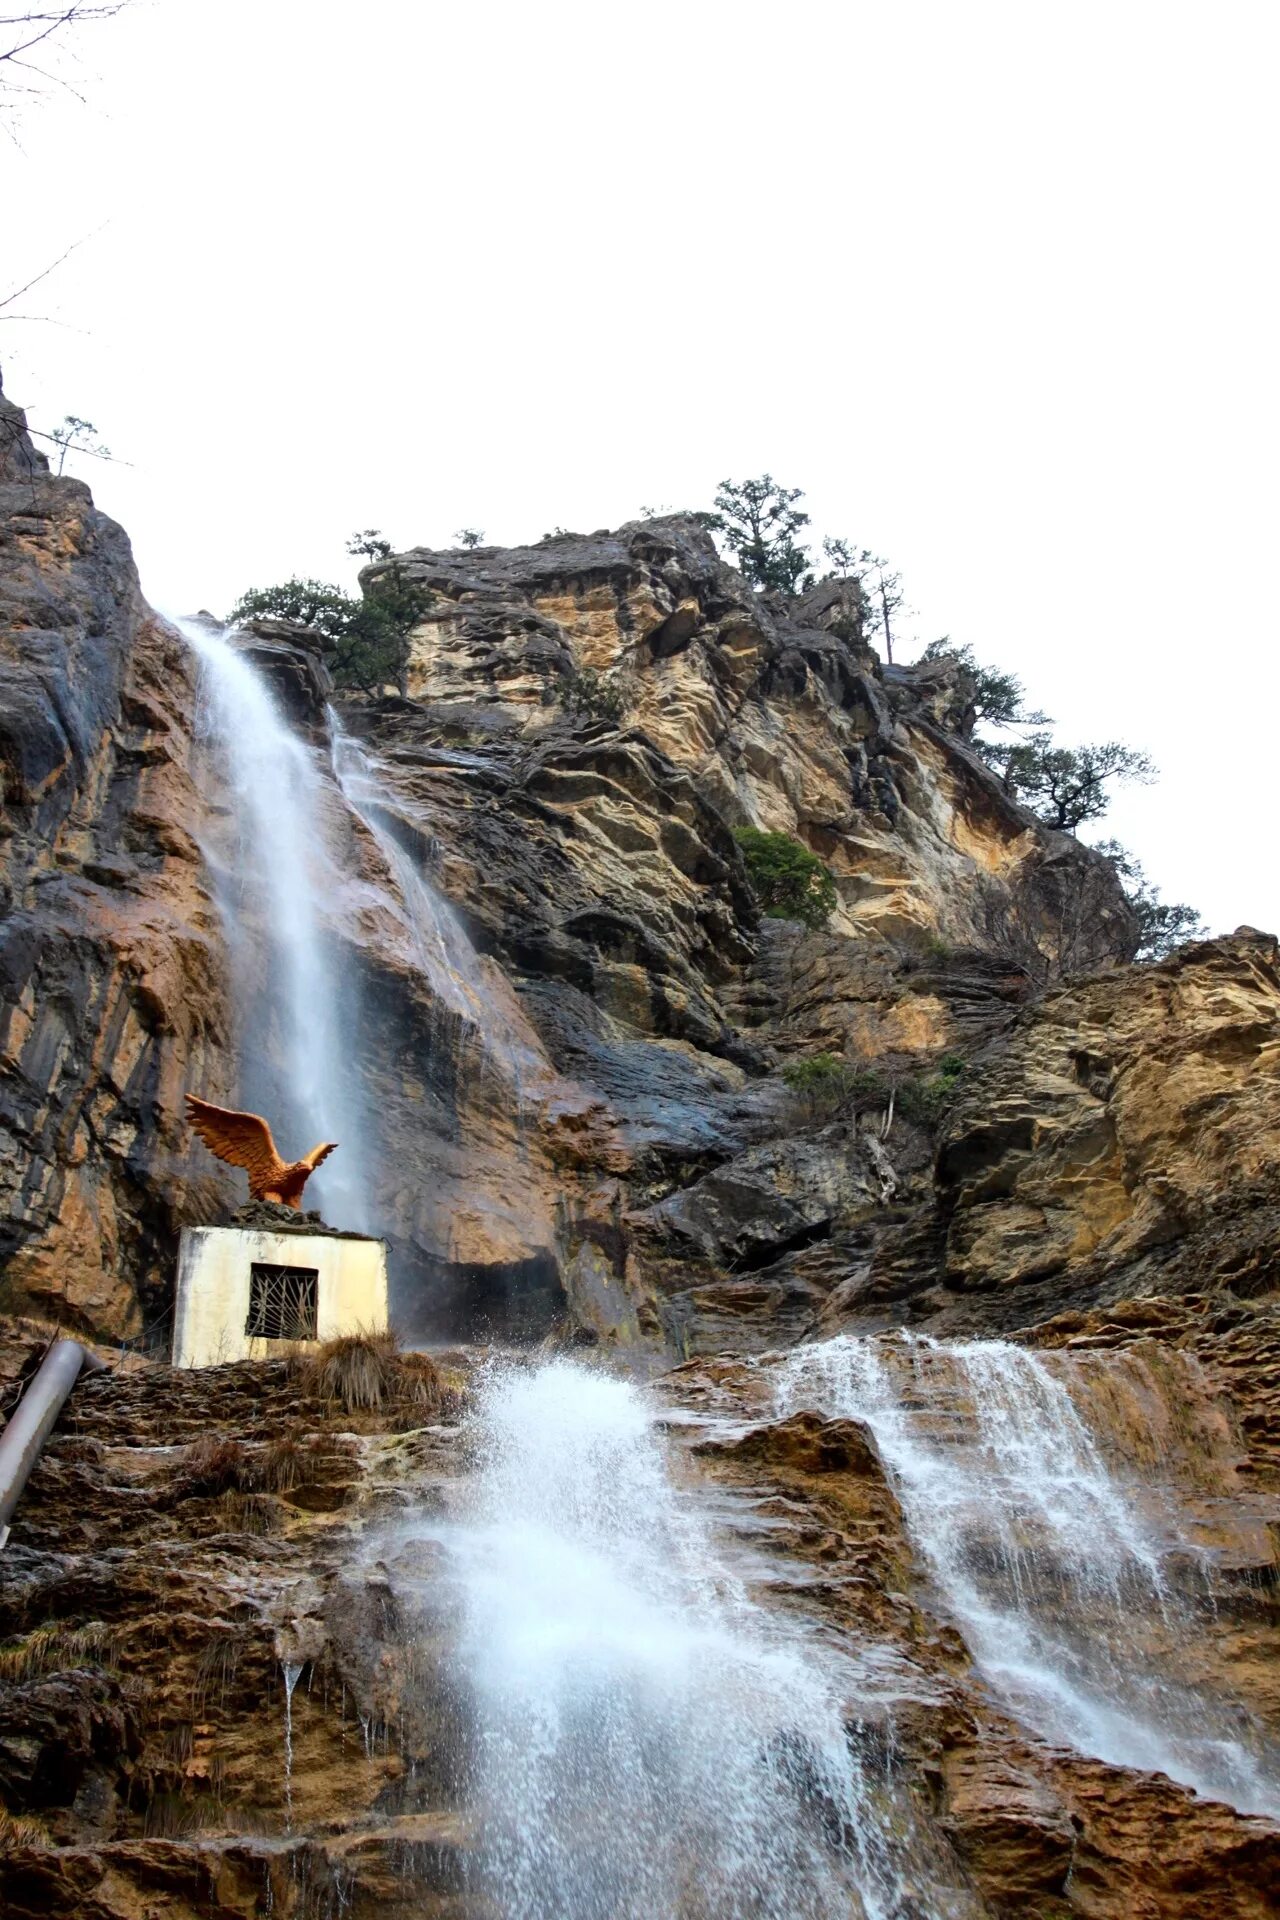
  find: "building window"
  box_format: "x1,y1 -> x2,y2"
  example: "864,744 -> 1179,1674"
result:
246,1264 -> 319,1341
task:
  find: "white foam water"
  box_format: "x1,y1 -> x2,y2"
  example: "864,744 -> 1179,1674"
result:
328,722 -> 538,1103
404,1359 -> 975,1920
178,617 -> 370,1228
774,1333 -> 1280,1819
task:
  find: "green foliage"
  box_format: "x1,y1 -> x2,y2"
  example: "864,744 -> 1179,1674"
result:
709,475 -> 812,594
454,527 -> 485,549
918,638 -> 1050,732
781,1050 -> 966,1128
895,1056 -> 965,1127
558,666 -> 628,726
781,1053 -> 883,1117
230,548 -> 430,697
347,527 -> 392,562
984,732 -> 1156,832
820,538 -> 905,661
734,827 -> 837,929
49,414 -> 109,474
1093,840 -> 1207,961
821,536 -> 870,578
230,576 -> 352,633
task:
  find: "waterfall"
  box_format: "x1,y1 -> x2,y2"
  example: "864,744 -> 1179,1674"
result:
178,617 -> 370,1229
399,1359 -> 975,1920
774,1333 -> 1280,1819
328,722 -> 537,1103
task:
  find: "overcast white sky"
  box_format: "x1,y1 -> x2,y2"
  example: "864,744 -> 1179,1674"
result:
4,0 -> 1277,933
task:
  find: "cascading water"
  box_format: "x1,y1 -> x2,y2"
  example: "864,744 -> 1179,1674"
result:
396,1360 -> 976,1920
328,724 -> 538,1103
774,1333 -> 1280,1818
178,617 -> 370,1228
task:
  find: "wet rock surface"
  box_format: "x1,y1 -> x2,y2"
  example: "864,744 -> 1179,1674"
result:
4,1318 -> 1279,1918
5,371 -> 1280,1914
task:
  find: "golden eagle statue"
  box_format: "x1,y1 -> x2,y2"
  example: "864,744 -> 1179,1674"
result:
185,1095 -> 338,1210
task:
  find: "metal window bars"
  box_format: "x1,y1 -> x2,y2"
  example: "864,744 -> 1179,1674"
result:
245,1264 -> 319,1341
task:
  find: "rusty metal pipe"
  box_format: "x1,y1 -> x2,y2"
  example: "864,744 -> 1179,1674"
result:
0,1339 -> 106,1548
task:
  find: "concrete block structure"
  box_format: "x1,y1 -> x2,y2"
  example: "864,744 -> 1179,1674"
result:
173,1225 -> 389,1369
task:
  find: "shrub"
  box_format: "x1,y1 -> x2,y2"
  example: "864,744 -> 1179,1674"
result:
895,1057 -> 965,1127
559,666 -> 627,725
782,1053 -> 886,1119
734,828 -> 837,929
305,1332 -> 396,1411
293,1331 -> 455,1420
229,561 -> 430,697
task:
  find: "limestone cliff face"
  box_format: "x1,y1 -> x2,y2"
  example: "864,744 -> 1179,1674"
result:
0,379 -> 1140,1349
0,391 -> 232,1335
378,519 -> 1130,960
936,931 -> 1280,1307
0,378 -> 1272,1376
329,521 -> 1136,1351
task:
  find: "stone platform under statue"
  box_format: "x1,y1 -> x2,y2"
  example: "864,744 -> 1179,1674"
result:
173,1222 -> 389,1369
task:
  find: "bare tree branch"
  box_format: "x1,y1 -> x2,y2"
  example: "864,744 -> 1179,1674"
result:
1,6 -> 126,122
0,226 -> 105,313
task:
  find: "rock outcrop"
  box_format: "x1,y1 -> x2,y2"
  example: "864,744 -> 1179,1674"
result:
4,1314 -> 1280,1920
5,367 -> 1280,1917
0,373 -> 1140,1350
0,388 -> 233,1335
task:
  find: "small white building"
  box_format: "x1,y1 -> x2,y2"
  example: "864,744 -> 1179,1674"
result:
173,1225 -> 389,1369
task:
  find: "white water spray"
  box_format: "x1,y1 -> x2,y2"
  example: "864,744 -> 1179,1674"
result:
178,618 -> 369,1228
405,1360 -> 975,1920
328,725 -> 536,1101
774,1334 -> 1280,1818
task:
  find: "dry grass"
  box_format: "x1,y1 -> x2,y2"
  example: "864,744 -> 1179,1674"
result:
306,1331 -> 397,1410
259,1432 -> 307,1492
193,1625 -> 253,1712
0,1810 -> 50,1849
293,1331 -> 455,1419
214,1490 -> 280,1537
0,1621 -> 119,1683
178,1435 -> 251,1498
142,1790 -> 227,1839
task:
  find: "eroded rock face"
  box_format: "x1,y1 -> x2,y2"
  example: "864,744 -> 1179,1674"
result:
927,931 -> 1280,1325
7,1316 -> 1280,1920
0,392 -> 233,1335
6,381 -> 1280,1918
0,370 -> 1140,1349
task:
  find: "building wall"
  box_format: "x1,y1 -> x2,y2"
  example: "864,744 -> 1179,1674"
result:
173,1228 -> 389,1368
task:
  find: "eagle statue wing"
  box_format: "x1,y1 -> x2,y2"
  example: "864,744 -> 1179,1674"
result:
185,1096 -> 284,1186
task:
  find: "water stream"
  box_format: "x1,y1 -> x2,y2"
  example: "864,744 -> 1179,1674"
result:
180,616 -> 1279,1904
328,722 -> 537,1104
396,1359 -> 974,1920
281,1659 -> 303,1831
179,616 -> 371,1228
774,1333 -> 1280,1819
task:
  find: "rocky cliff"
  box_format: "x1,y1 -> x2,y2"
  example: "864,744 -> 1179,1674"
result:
1,377 -> 1146,1352
4,372 -> 1280,1918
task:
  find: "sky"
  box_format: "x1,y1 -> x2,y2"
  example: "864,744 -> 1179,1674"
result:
3,0 -> 1278,934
